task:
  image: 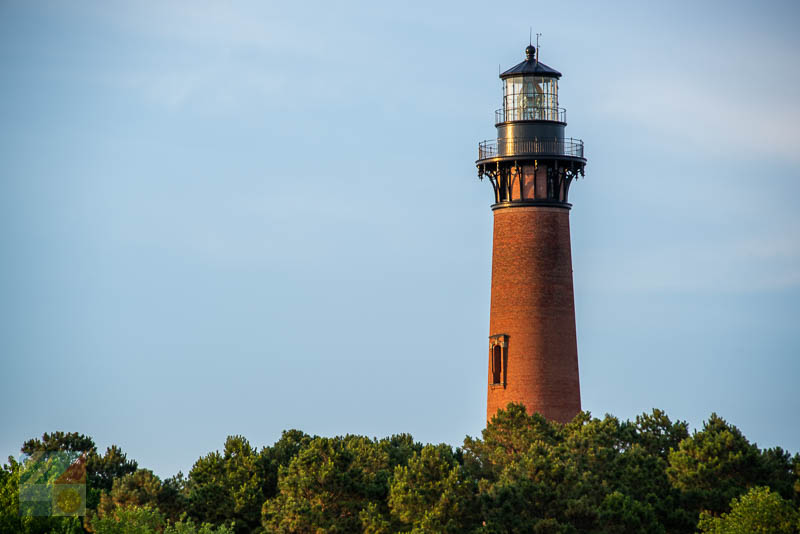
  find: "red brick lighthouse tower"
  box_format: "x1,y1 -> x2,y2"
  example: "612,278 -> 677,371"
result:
476,45 -> 586,423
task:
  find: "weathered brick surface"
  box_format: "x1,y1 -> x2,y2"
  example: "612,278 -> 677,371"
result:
487,206 -> 581,423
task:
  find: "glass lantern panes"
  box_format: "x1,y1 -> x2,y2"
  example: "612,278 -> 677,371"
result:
503,76 -> 559,121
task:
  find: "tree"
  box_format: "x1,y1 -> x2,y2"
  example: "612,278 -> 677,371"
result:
463,404 -> 670,533
759,447 -> 798,503
387,444 -> 479,533
462,403 -> 560,488
624,409 -> 688,460
668,414 -> 767,514
186,436 -> 264,534
89,505 -> 165,534
617,410 -> 694,533
596,491 -> 663,534
88,446 -> 139,495
22,433 -> 96,456
89,505 -> 234,534
5,408 -> 798,534
794,454 -> 800,499
258,429 -> 313,501
88,468 -> 188,529
378,434 -> 423,471
697,486 -> 799,534
158,472 -> 189,524
262,435 -> 392,533
0,456 -> 84,534
87,446 -> 139,511
20,432 -> 138,512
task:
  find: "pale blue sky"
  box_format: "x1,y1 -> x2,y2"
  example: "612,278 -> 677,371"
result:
1,1 -> 799,477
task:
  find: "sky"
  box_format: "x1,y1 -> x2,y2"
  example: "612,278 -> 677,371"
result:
1,0 -> 799,478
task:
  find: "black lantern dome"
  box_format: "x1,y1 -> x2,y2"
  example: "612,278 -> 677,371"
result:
501,46 -> 562,79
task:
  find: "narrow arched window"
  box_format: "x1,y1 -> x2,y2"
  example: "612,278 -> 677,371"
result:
491,345 -> 502,384
489,334 -> 509,387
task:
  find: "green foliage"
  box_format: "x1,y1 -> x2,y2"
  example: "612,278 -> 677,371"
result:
5,407 -> 800,534
262,435 -> 393,533
617,411 -> 695,532
760,447 -> 799,503
463,403 -> 560,482
88,506 -> 165,534
596,491 -> 662,534
795,455 -> 800,498
22,433 -> 96,456
186,436 -> 264,534
388,444 -> 478,533
88,446 -> 139,496
90,468 -> 186,528
668,413 -> 769,514
257,430 -> 313,501
626,408 -> 689,459
157,473 -> 188,524
464,406 -> 688,533
698,486 -> 800,534
20,432 -> 138,512
0,457 -> 84,534
95,470 -> 159,524
164,518 -> 235,534
379,434 -> 424,470
89,505 -> 233,534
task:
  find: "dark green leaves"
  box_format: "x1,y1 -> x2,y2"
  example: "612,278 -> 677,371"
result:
4,408 -> 799,534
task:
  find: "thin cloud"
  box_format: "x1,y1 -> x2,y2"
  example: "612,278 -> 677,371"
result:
583,227 -> 800,294
587,35 -> 800,163
599,79 -> 800,163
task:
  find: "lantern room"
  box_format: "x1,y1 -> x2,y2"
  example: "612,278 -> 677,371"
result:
498,45 -> 563,124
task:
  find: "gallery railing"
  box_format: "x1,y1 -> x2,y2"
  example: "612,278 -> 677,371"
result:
478,138 -> 584,160
495,106 -> 566,123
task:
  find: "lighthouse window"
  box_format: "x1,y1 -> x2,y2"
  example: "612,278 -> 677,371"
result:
504,76 -> 559,121
503,77 -> 524,120
523,80 -> 544,118
491,345 -> 502,384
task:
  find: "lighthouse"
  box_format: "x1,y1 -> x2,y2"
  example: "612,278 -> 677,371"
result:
477,45 -> 586,424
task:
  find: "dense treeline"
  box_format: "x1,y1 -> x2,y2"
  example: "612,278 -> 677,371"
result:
2,405 -> 799,533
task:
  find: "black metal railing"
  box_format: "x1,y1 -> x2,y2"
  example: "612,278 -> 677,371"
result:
496,106 -> 566,123
478,137 -> 584,160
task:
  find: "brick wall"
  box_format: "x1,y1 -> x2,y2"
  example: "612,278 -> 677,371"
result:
487,205 -> 581,423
